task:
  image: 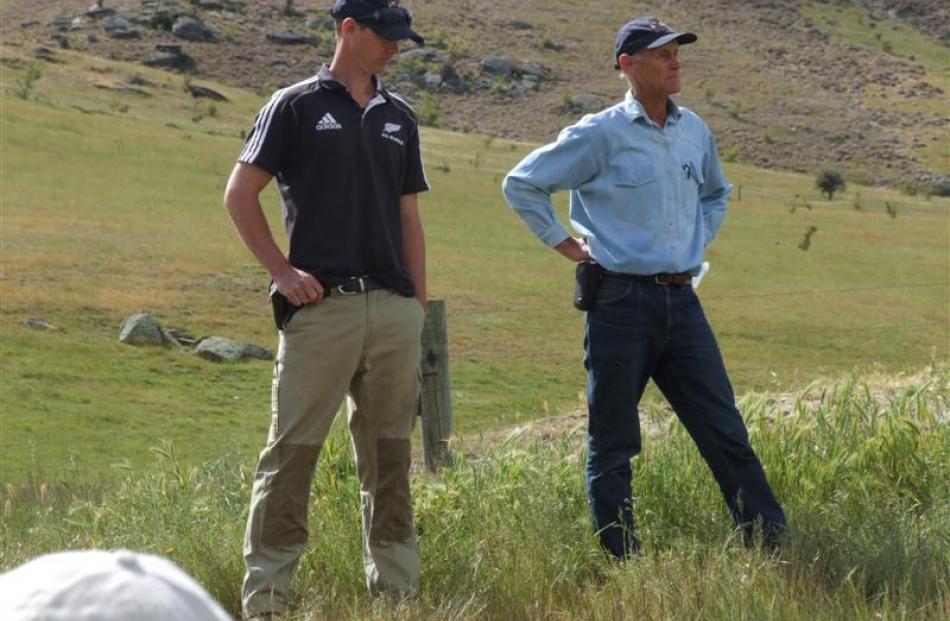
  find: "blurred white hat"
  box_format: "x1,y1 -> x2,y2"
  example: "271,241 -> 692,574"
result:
0,549 -> 233,621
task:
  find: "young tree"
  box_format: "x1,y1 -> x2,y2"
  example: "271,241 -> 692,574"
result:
816,170 -> 846,200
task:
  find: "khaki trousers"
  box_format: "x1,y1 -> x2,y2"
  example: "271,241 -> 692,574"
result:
242,290 -> 425,616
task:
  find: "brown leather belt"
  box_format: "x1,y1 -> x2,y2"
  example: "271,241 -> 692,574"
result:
603,271 -> 693,286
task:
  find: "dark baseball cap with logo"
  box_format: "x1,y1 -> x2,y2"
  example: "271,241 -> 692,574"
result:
330,0 -> 425,47
614,16 -> 697,69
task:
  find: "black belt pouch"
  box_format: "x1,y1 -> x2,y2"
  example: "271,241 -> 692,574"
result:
269,283 -> 301,331
574,261 -> 603,311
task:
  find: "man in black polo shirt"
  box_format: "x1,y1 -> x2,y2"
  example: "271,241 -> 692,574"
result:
223,1 -> 428,617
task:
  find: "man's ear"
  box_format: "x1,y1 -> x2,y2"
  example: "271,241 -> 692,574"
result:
617,53 -> 635,71
339,17 -> 359,36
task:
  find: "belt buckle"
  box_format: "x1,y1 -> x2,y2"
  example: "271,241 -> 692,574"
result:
335,276 -> 365,296
654,274 -> 670,286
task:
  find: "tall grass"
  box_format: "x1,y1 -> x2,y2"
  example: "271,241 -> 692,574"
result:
2,368 -> 947,619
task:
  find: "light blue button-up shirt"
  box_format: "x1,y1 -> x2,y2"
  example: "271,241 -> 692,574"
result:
503,91 -> 731,275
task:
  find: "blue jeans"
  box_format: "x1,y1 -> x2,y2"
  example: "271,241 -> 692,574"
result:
584,275 -> 786,558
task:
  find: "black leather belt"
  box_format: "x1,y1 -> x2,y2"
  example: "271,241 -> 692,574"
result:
603,271 -> 693,286
325,276 -> 386,297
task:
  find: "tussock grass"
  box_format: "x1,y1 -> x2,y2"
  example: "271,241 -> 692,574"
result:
3,368 -> 947,620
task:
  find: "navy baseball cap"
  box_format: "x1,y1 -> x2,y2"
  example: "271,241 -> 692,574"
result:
330,0 -> 425,46
614,16 -> 697,69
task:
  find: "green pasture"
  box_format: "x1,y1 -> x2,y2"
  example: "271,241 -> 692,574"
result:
0,45 -> 948,484
2,371 -> 948,619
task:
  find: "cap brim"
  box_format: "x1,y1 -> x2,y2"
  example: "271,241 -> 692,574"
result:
646,32 -> 697,49
366,23 -> 425,46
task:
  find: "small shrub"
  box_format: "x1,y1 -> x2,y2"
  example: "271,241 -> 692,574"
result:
727,101 -> 742,120
798,225 -> 818,251
13,62 -> 42,100
852,192 -> 862,210
881,40 -> 893,54
417,92 -> 440,127
222,21 -> 241,43
108,99 -> 129,114
722,147 -> 739,163
763,132 -> 774,145
560,89 -> 572,109
703,87 -> 715,102
489,76 -> 508,98
816,170 -> 846,200
885,201 -> 898,219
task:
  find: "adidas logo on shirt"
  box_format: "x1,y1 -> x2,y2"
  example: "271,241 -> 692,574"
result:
314,113 -> 342,131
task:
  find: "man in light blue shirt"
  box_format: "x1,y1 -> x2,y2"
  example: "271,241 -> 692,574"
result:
503,16 -> 786,558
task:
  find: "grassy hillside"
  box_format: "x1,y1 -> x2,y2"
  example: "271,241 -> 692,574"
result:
0,0 -> 947,188
0,44 -> 948,484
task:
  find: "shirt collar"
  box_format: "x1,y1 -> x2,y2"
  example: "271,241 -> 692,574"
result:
316,64 -> 389,99
622,91 -> 682,125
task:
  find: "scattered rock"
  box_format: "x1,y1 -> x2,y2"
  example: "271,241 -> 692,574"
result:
241,343 -> 274,360
24,318 -> 56,331
398,48 -> 450,64
196,336 -> 244,362
440,64 -> 465,93
186,83 -> 228,100
568,94 -> 604,113
20,20 -> 39,28
49,16 -> 72,32
265,30 -> 316,45
119,312 -> 169,346
33,46 -> 61,62
481,56 -> 514,77
172,16 -> 216,43
87,5 -> 115,19
505,20 -> 534,30
143,45 -> 196,71
162,327 -> 198,346
423,71 -> 442,91
195,0 -> 224,9
126,74 -> 156,87
103,16 -> 142,39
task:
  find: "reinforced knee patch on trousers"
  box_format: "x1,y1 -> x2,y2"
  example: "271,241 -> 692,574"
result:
260,445 -> 320,547
371,438 -> 412,543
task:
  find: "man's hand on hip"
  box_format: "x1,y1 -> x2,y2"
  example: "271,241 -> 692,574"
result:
274,266 -> 324,306
554,237 -> 591,262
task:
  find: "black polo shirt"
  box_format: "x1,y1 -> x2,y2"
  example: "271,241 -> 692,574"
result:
238,65 -> 429,297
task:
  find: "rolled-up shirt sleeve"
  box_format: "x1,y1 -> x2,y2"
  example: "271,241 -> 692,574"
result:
502,119 -> 601,247
699,131 -> 731,245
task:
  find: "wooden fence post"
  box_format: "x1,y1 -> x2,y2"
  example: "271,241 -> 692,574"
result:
418,300 -> 453,470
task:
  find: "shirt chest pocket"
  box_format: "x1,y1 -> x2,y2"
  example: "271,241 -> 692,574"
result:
613,157 -> 660,226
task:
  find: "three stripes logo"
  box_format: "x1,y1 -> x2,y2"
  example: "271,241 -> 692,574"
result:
314,112 -> 342,131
